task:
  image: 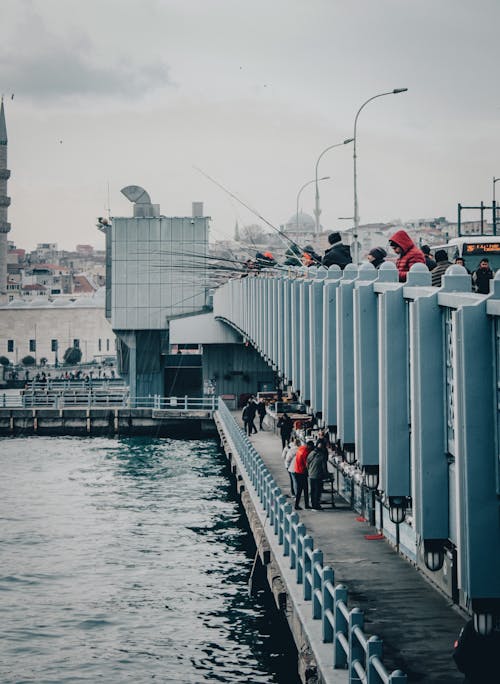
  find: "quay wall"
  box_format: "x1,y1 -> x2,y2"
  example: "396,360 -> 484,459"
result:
0,407 -> 217,438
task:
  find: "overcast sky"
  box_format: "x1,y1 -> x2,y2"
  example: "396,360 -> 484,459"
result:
1,0 -> 500,250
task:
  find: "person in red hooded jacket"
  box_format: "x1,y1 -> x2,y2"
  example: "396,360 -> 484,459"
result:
389,230 -> 426,282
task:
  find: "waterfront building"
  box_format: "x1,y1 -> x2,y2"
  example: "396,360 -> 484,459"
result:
0,288 -> 114,364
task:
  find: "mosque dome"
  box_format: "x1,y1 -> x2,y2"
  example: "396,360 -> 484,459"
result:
285,211 -> 316,231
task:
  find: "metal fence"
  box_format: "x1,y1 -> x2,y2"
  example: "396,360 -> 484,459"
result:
216,398 -> 406,684
0,393 -> 218,411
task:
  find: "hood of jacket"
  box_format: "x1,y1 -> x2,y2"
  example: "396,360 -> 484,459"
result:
390,230 -> 416,254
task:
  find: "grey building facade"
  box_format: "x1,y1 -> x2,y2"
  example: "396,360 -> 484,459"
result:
100,186 -> 275,401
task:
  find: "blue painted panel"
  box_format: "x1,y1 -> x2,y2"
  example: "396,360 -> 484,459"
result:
336,265 -> 358,448
299,279 -> 311,402
408,291 -> 448,542
322,267 -> 342,428
454,303 -> 500,600
283,276 -> 293,383
276,275 -> 284,374
309,272 -> 326,415
291,278 -> 302,391
353,265 -> 378,467
378,285 -> 410,496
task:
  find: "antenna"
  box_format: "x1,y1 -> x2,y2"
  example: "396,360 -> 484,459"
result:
106,181 -> 111,219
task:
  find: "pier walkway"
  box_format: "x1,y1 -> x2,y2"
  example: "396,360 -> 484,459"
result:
233,413 -> 466,683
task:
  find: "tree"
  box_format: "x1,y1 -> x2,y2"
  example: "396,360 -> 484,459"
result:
240,223 -> 268,245
0,356 -> 10,367
21,355 -> 36,366
63,347 -> 82,365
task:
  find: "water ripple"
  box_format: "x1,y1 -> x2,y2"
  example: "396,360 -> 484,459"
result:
0,436 -> 299,684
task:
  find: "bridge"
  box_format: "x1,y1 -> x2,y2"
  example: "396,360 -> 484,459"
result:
213,261 -> 500,630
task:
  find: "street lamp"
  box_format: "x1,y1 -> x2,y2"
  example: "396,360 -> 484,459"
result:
296,176 -> 330,231
493,177 -> 500,235
353,88 -> 408,264
314,138 -> 354,234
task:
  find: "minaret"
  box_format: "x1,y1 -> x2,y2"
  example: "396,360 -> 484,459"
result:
0,98 -> 11,302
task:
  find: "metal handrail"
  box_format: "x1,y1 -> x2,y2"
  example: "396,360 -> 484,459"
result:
216,398 -> 407,684
0,393 -> 218,411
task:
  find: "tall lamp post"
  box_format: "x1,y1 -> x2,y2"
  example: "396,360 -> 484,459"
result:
493,177 -> 500,235
314,138 -> 354,234
353,88 -> 408,263
296,176 -> 330,231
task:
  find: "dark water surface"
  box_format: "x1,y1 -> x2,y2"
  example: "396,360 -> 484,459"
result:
0,437 -> 300,683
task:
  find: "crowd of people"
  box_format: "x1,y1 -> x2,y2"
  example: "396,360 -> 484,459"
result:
241,395 -> 335,512
244,229 -> 496,294
27,367 -> 116,386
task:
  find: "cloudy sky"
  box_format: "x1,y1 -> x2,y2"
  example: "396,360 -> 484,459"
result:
1,0 -> 500,250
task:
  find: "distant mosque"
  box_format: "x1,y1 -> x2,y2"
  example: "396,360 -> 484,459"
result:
282,211 -> 318,235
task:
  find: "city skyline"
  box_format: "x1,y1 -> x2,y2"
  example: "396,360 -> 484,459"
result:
1,0 -> 499,250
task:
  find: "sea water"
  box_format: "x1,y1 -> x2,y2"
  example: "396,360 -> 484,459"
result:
0,436 -> 300,683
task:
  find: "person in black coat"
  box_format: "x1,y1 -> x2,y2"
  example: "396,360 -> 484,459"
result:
256,398 -> 267,430
242,399 -> 258,435
277,412 -> 294,449
472,258 -> 494,294
421,244 -> 437,271
367,246 -> 387,269
322,232 -> 352,269
453,618 -> 500,683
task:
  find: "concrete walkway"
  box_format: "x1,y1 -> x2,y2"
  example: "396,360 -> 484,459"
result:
236,414 -> 466,683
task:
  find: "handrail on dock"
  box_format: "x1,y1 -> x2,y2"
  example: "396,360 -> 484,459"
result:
0,393 -> 218,412
215,398 -> 407,684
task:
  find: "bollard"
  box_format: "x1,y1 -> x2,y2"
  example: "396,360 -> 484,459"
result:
298,535 -> 313,586
366,636 -> 383,684
333,585 -> 348,669
277,496 -> 287,544
282,504 -> 294,554
308,548 -> 323,605
292,522 -> 306,571
389,670 -> 407,683
349,608 -> 365,682
322,568 -> 335,642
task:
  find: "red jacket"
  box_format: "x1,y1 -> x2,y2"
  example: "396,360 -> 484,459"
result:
389,230 -> 426,282
294,445 -> 310,474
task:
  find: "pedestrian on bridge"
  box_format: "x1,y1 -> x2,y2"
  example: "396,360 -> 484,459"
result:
472,258 -> 494,295
242,400 -> 257,436
366,246 -> 387,269
257,398 -> 267,430
277,412 -> 294,449
431,249 -> 452,287
322,232 -> 352,269
389,230 -> 426,282
421,244 -> 437,270
307,439 -> 329,510
284,437 -> 301,496
293,440 -> 314,510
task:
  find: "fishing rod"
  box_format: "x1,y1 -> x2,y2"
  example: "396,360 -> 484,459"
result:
194,166 -> 323,264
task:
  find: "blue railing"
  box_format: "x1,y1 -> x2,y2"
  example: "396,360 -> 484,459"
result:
216,398 -> 406,684
0,393 -> 218,411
